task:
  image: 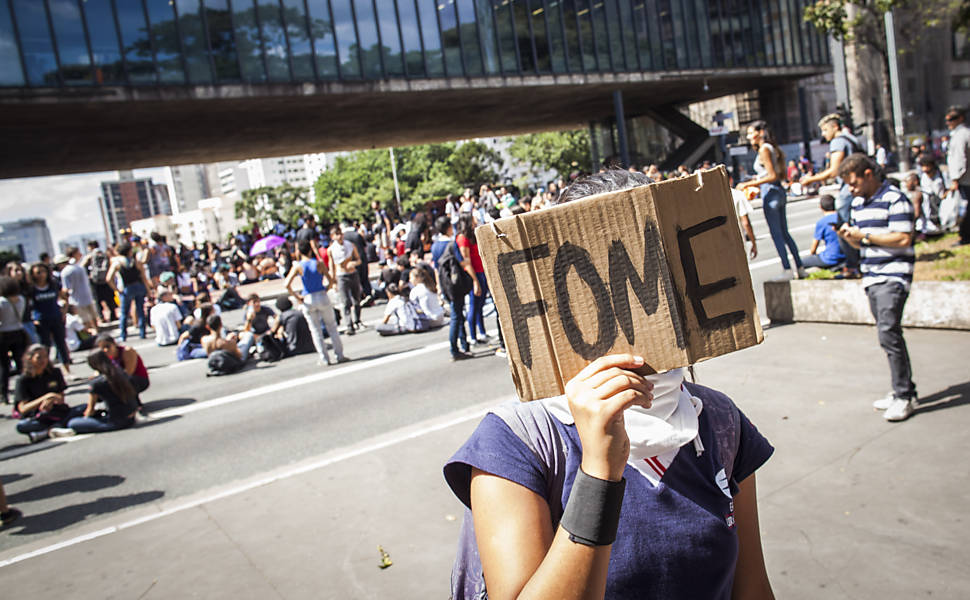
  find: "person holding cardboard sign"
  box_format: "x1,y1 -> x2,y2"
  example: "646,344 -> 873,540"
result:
444,170 -> 775,600
737,121 -> 806,281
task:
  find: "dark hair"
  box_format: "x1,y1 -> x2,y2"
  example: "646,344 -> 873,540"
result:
837,153 -> 879,180
22,344 -> 51,378
396,256 -> 410,269
559,169 -> 652,205
748,120 -> 785,170
386,282 -> 400,296
297,240 -> 312,257
116,241 -> 132,257
330,225 -> 342,235
0,275 -> 19,298
87,350 -> 136,407
206,314 -> 222,332
819,194 -> 836,212
457,213 -> 476,245
275,296 -> 292,311
197,302 -> 215,322
65,245 -> 79,257
917,154 -> 938,168
95,332 -> 117,347
87,240 -> 99,249
409,265 -> 436,293
435,215 -> 451,235
247,293 -> 260,303
29,262 -> 51,284
946,105 -> 966,119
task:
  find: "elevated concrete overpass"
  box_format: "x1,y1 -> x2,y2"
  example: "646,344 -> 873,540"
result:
0,0 -> 829,178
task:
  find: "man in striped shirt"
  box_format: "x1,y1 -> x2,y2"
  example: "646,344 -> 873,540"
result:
836,153 -> 918,422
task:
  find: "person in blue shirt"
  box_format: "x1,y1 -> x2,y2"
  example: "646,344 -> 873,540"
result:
802,194 -> 847,269
27,262 -> 72,376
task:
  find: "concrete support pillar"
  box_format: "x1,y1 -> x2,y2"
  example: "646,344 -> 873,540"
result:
613,90 -> 630,168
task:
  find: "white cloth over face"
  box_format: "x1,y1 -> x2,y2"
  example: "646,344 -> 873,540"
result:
541,368 -> 703,486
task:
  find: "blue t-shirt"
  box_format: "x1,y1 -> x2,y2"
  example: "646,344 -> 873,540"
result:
445,385 -> 773,600
30,280 -> 62,322
430,238 -> 461,270
299,259 -> 326,294
813,213 -> 846,265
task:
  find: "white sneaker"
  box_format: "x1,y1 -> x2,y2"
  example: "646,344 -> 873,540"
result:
884,397 -> 915,422
770,269 -> 794,282
873,392 -> 895,410
48,427 -> 76,439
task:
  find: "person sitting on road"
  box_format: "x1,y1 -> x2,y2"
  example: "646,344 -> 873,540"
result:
150,287 -> 183,347
270,296 -> 316,357
14,344 -> 84,443
192,291 -> 221,320
64,304 -> 96,352
242,294 -> 275,341
202,314 -> 253,361
408,268 -> 445,328
95,333 -> 150,408
56,350 -> 139,436
377,283 -> 430,336
802,194 -> 847,270
176,314 -> 208,361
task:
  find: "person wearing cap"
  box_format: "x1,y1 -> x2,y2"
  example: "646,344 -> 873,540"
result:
149,286 -> 182,347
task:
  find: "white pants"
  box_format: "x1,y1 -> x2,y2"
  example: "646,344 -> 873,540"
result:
299,291 -> 343,362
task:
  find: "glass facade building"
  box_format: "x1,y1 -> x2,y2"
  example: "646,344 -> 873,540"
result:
0,0 -> 828,88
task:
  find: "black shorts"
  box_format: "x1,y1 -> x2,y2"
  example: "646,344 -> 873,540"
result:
92,281 -> 116,307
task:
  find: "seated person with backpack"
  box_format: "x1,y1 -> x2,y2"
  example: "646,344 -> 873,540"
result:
408,268 -> 445,328
202,314 -> 254,361
802,194 -> 847,269
377,283 -> 431,336
269,296 -> 315,357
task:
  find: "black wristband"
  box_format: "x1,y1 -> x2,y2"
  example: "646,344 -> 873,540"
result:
560,468 -> 626,546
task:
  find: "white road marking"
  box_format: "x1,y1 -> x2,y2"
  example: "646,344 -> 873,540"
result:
0,399 -> 498,569
748,249 -> 817,271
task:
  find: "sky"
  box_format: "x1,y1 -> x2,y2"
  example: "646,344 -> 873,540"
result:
0,167 -> 169,247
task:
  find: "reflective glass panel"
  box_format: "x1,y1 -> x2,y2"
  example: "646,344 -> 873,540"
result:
575,1 -> 597,70
144,0 -> 184,83
377,0 -> 405,76
0,0 -> 24,85
491,1 -> 518,72
475,0 -> 499,74
615,0 -> 638,70
48,0 -> 91,84
202,0 -> 241,81
353,0 -> 382,78
330,0 -> 361,77
282,0 -> 315,79
257,1 -> 289,80
510,0 -> 534,72
544,0 -> 567,73
590,0 -> 611,70
644,0 -> 665,69
560,0 -> 583,72
631,0 -> 652,70
176,0 -> 213,83
691,0 -> 711,67
604,0 -> 626,70
416,0 -> 443,76
456,0 -> 482,75
81,0 -> 124,84
438,0 -> 461,76
396,0 -> 426,77
305,0 -> 338,78
10,0 -> 58,85
529,0 -> 552,73
232,0 -> 266,81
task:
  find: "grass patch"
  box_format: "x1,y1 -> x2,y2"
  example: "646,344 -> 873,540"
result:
804,268 -> 838,280
913,233 -> 970,281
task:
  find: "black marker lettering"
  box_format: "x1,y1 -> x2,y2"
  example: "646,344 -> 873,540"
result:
608,221 -> 663,346
497,244 -> 551,369
554,242 -> 616,360
676,216 -> 745,329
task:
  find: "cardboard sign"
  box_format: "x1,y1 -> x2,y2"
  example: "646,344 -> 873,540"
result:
476,166 -> 763,402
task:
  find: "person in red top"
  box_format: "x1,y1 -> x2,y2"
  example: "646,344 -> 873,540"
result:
95,333 -> 149,410
456,214 -> 490,345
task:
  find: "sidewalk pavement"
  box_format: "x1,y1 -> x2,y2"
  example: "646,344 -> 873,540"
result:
1,322 -> 968,599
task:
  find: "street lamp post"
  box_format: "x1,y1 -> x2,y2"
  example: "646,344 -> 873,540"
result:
389,148 -> 402,217
885,9 -> 909,171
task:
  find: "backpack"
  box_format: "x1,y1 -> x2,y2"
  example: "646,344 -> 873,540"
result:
257,335 -> 285,362
88,251 -> 109,284
448,383 -> 741,600
206,349 -> 245,376
438,241 -> 474,302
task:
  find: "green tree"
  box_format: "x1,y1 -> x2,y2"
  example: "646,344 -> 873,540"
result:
236,183 -> 311,230
507,129 -> 591,178
449,141 -> 501,188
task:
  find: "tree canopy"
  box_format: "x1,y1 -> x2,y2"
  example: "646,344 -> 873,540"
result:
236,183 -> 311,230
506,129 -> 592,178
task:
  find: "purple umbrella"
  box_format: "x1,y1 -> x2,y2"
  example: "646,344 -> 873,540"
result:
249,235 -> 286,257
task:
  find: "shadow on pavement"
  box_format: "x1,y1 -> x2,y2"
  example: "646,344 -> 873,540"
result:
7,490 -> 165,535
133,415 -> 181,429
913,380 -> 970,416
7,475 -> 124,503
0,472 -> 32,485
0,441 -> 61,461
143,397 -> 195,412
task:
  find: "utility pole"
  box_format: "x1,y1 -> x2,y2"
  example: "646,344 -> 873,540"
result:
885,9 -> 909,171
389,147 -> 402,216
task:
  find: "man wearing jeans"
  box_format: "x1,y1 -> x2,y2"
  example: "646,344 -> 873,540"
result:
944,105 -> 970,245
837,154 -> 918,421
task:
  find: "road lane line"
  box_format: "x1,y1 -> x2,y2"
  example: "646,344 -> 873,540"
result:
749,249 -> 816,271
0,398 -> 500,569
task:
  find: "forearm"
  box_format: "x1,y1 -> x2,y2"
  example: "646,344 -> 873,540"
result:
514,529 -> 612,600
869,231 -> 912,248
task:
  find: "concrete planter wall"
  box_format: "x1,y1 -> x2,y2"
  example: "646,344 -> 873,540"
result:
764,280 -> 970,330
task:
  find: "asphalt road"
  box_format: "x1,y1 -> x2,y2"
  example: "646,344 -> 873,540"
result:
0,195 -> 823,554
